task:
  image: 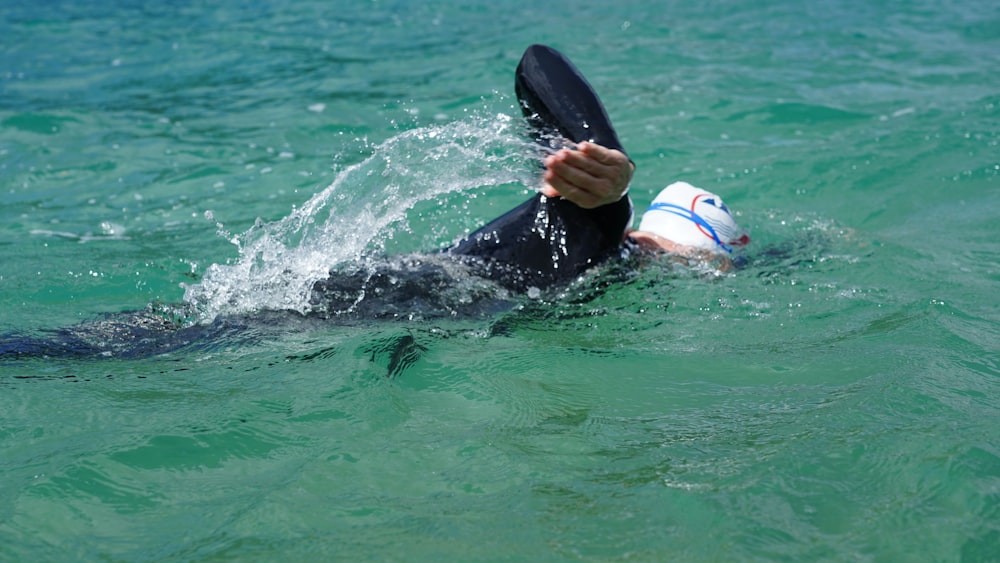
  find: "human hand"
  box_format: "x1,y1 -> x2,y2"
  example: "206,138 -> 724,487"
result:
541,141 -> 634,209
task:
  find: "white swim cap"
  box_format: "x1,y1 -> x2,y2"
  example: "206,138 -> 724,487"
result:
637,182 -> 749,254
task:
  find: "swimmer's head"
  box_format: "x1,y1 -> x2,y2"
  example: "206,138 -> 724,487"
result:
637,182 -> 749,255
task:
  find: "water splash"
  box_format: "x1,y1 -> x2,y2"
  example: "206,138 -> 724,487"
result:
182,113 -> 540,323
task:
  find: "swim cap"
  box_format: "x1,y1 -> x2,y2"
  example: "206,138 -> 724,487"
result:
637,182 -> 749,254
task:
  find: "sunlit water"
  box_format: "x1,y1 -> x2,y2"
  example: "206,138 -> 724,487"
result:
2,0 -> 998,560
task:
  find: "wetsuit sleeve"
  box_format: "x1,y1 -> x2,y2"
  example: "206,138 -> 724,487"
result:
514,43 -> 629,157
447,44 -> 633,292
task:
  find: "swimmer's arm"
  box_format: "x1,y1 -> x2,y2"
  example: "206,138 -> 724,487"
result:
541,141 -> 634,209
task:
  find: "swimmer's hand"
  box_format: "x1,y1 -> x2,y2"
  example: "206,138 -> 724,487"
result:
541,141 -> 634,209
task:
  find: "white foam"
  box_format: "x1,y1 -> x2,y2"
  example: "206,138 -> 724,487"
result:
182,114 -> 539,322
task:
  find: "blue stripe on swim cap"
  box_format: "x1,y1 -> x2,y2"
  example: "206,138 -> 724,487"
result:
645,202 -> 733,253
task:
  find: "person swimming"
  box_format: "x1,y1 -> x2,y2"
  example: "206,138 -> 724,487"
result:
310,44 -> 748,307
443,45 -> 748,284
2,44 -> 749,359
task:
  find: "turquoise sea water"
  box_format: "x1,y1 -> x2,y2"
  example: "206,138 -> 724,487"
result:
2,0 -> 999,560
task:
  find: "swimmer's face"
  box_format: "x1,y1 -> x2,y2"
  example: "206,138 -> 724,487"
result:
629,229 -> 735,270
628,230 -> 692,254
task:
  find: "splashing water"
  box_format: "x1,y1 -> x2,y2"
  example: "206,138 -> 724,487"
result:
182,113 -> 541,322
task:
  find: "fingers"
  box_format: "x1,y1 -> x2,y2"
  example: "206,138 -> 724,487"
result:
543,158 -> 601,208
540,184 -> 561,198
542,142 -> 633,209
578,141 -> 629,166
542,175 -> 604,208
554,143 -> 622,177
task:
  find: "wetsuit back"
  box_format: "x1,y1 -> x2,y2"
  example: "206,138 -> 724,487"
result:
447,44 -> 633,292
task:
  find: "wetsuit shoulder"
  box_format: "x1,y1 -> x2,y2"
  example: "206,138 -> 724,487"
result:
447,45 -> 633,292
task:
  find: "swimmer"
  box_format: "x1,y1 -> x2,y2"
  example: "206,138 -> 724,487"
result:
441,44 -> 749,291
1,44 -> 750,359
312,44 -> 749,316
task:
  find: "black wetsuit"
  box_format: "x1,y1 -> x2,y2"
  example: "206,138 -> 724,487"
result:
310,44 -> 634,317
447,44 -> 633,291
2,45 -> 635,359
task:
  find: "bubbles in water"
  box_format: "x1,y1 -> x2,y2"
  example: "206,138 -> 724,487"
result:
99,222 -> 125,237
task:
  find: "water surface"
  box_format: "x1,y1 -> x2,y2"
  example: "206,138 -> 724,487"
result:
2,0 -> 998,560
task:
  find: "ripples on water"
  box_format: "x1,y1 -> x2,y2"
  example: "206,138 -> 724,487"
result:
2,0 -> 999,560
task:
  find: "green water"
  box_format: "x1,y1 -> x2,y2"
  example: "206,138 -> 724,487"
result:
2,0 -> 999,560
